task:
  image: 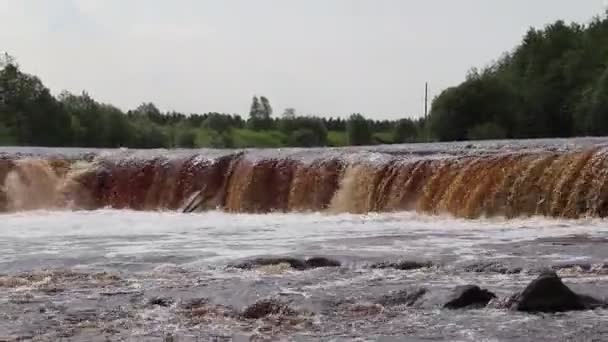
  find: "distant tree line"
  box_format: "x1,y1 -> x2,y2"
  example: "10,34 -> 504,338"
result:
429,13 -> 608,141
5,12 -> 605,149
0,54 -> 424,148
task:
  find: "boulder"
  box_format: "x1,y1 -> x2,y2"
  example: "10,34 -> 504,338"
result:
231,256 -> 340,271
242,299 -> 296,319
231,257 -> 308,271
371,260 -> 432,271
444,285 -> 496,309
304,257 -> 341,269
513,271 -> 605,312
148,297 -> 174,307
377,288 -> 427,307
464,261 -> 522,274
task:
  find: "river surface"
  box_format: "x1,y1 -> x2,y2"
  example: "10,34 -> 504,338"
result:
1,210 -> 607,341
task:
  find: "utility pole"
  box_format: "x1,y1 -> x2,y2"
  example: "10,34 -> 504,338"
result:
424,82 -> 428,120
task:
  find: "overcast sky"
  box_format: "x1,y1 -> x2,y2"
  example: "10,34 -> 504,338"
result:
1,0 -> 606,119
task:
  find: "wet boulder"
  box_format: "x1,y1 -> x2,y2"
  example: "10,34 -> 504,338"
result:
242,299 -> 297,319
371,260 -> 432,271
377,288 -> 427,307
230,256 -> 340,271
444,285 -> 496,309
512,271 -> 605,312
463,261 -> 522,274
148,297 -> 174,307
231,257 -> 308,271
304,257 -> 341,269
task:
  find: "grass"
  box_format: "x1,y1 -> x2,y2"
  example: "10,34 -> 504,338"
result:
232,129 -> 287,148
373,131 -> 394,144
327,131 -> 347,147
194,128 -> 213,147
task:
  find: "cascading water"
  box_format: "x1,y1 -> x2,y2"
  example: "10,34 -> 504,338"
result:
2,142 -> 608,218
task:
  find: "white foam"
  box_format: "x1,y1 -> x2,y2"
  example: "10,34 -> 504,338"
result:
0,210 -> 606,265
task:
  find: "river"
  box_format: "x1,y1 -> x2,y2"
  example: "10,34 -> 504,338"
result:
0,141 -> 607,340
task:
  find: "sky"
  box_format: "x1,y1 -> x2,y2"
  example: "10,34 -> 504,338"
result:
1,0 -> 606,120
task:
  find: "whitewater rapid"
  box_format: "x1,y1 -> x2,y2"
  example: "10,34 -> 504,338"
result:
1,210 -> 607,269
1,210 -> 607,340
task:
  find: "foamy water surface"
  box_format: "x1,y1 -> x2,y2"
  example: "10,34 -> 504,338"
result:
0,210 -> 607,340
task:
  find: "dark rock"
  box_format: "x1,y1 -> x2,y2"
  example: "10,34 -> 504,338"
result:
231,257 -> 308,271
377,288 -> 427,307
231,256 -> 340,271
578,294 -> 607,310
242,299 -> 296,319
182,298 -> 209,310
305,257 -> 341,269
444,285 -> 496,309
464,261 -> 522,274
513,271 -> 605,312
371,260 -> 432,271
148,297 -> 174,307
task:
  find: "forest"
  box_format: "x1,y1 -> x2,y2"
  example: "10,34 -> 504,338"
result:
0,53 -> 421,148
1,13 -> 608,148
429,13 -> 608,141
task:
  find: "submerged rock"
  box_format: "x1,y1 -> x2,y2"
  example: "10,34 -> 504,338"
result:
444,285 -> 496,309
230,256 -> 340,271
182,298 -> 236,321
242,299 -> 297,319
512,271 -> 605,312
371,260 -> 432,271
304,257 -> 341,269
463,261 -> 522,274
231,257 -> 308,271
551,263 -> 592,272
377,288 -> 427,307
148,296 -> 174,307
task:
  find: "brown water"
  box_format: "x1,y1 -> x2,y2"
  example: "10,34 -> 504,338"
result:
2,138 -> 608,218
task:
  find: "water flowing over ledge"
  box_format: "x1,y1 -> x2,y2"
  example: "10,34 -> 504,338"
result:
2,138 -> 608,218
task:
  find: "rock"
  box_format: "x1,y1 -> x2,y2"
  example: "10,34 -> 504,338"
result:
371,260 -> 432,271
464,261 -> 522,274
231,257 -> 308,271
242,299 -> 296,319
551,263 -> 592,272
513,271 -> 605,312
148,297 -> 174,307
304,257 -> 341,269
347,303 -> 384,317
377,288 -> 427,307
231,256 -> 340,271
444,285 -> 496,309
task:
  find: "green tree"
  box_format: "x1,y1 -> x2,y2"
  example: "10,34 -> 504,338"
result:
346,113 -> 372,145
248,96 -> 273,130
279,116 -> 328,146
0,62 -> 73,146
393,118 -> 418,143
467,122 -> 508,140
282,107 -> 296,119
0,122 -> 16,145
203,113 -> 233,133
575,65 -> 608,135
176,129 -> 197,148
132,102 -> 164,124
